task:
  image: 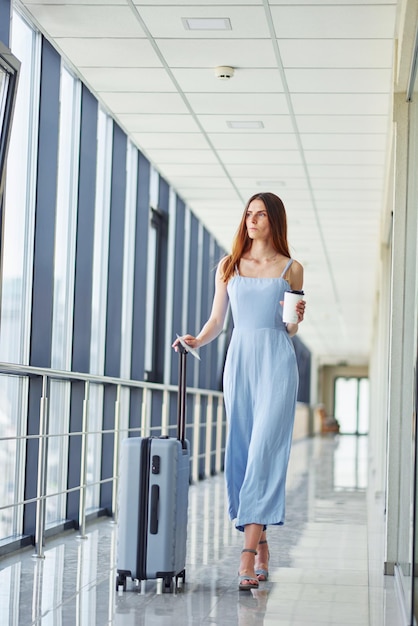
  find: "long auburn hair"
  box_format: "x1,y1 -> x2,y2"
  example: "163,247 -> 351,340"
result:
221,192 -> 291,282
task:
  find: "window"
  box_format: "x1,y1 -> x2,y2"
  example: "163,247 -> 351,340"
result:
0,12 -> 40,540
0,41 -> 20,203
334,377 -> 369,435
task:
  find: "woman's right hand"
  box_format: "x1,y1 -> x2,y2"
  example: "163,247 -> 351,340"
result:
172,334 -> 199,352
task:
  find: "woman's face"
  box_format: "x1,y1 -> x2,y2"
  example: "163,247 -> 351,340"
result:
245,199 -> 271,241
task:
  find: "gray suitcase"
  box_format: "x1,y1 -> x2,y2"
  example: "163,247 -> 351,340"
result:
116,346 -> 190,592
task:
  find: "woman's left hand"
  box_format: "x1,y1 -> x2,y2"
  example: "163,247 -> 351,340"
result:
296,299 -> 306,324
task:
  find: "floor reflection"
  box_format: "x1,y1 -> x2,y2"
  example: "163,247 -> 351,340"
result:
237,589 -> 269,626
0,435 -> 403,625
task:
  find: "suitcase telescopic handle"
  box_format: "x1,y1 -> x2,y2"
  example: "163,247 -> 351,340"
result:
177,345 -> 187,446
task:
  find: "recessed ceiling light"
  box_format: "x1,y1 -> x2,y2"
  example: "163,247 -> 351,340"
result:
227,121 -> 264,129
182,17 -> 232,30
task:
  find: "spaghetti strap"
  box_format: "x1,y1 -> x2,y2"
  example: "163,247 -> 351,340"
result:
280,258 -> 293,279
234,264 -> 240,276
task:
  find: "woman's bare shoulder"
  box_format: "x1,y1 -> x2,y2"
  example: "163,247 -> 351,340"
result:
291,259 -> 303,273
289,259 -> 304,289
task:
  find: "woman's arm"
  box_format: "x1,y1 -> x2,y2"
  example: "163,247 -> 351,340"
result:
172,260 -> 230,350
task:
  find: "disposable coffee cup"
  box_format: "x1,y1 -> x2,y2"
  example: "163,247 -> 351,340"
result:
282,290 -> 304,324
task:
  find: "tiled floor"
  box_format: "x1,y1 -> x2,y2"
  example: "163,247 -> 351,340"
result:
0,435 -> 404,625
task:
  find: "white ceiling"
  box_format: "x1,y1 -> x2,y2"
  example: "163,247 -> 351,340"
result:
17,0 -> 398,365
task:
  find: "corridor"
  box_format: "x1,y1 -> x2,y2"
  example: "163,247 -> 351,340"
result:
0,436 -> 402,625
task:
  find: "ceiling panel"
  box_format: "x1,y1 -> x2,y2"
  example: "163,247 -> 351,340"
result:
285,69 -> 393,93
292,93 -> 391,115
300,134 -> 388,150
270,5 -> 397,39
156,39 -> 277,67
54,37 -> 163,67
304,151 -> 385,166
296,115 -> 388,134
185,93 -> 289,115
124,114 -> 200,133
99,92 -> 189,114
208,133 -> 298,150
80,68 -> 177,92
279,39 -> 394,69
144,149 -> 218,164
26,4 -> 146,37
19,0 -> 398,365
136,133 -> 210,150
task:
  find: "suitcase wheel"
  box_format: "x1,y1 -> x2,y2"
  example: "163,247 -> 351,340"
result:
163,575 -> 174,593
177,569 -> 186,587
116,573 -> 127,592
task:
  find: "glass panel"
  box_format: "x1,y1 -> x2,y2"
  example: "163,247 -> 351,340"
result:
47,67 -> 81,526
0,68 -> 9,134
334,377 -> 358,434
51,66 -> 80,370
0,375 -> 28,540
86,385 -> 104,512
0,13 -> 39,540
144,167 -> 158,377
90,108 -> 112,376
46,381 -> 71,526
87,108 -> 112,510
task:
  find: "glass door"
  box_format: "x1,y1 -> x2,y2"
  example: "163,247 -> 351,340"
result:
334,376 -> 369,435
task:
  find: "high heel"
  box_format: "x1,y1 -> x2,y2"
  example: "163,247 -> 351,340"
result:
255,540 -> 270,581
238,548 -> 259,591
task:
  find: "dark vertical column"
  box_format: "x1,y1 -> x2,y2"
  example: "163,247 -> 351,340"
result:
169,196 -> 186,385
24,38 -> 60,536
153,177 -> 169,382
0,0 -> 11,46
185,214 -> 199,450
100,122 -> 126,509
211,241 -> 223,389
186,214 -> 199,388
129,152 -> 150,431
198,228 -> 210,388
149,177 -> 169,429
198,229 -> 210,477
67,85 -> 98,522
169,197 -> 186,434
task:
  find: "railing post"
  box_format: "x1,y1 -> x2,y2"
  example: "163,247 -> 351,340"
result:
33,375 -> 49,559
192,393 -> 201,483
204,395 -> 214,478
77,381 -> 89,539
141,388 -> 151,437
161,389 -> 169,436
112,384 -> 121,522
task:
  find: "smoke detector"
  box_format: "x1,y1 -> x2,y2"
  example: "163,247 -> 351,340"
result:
214,66 -> 235,80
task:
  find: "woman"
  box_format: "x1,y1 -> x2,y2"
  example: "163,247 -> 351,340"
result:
173,192 -> 305,590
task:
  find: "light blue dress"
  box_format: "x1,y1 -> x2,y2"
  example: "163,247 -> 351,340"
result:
223,259 -> 299,532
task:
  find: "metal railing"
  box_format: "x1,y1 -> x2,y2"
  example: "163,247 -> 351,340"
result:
0,362 -> 226,558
